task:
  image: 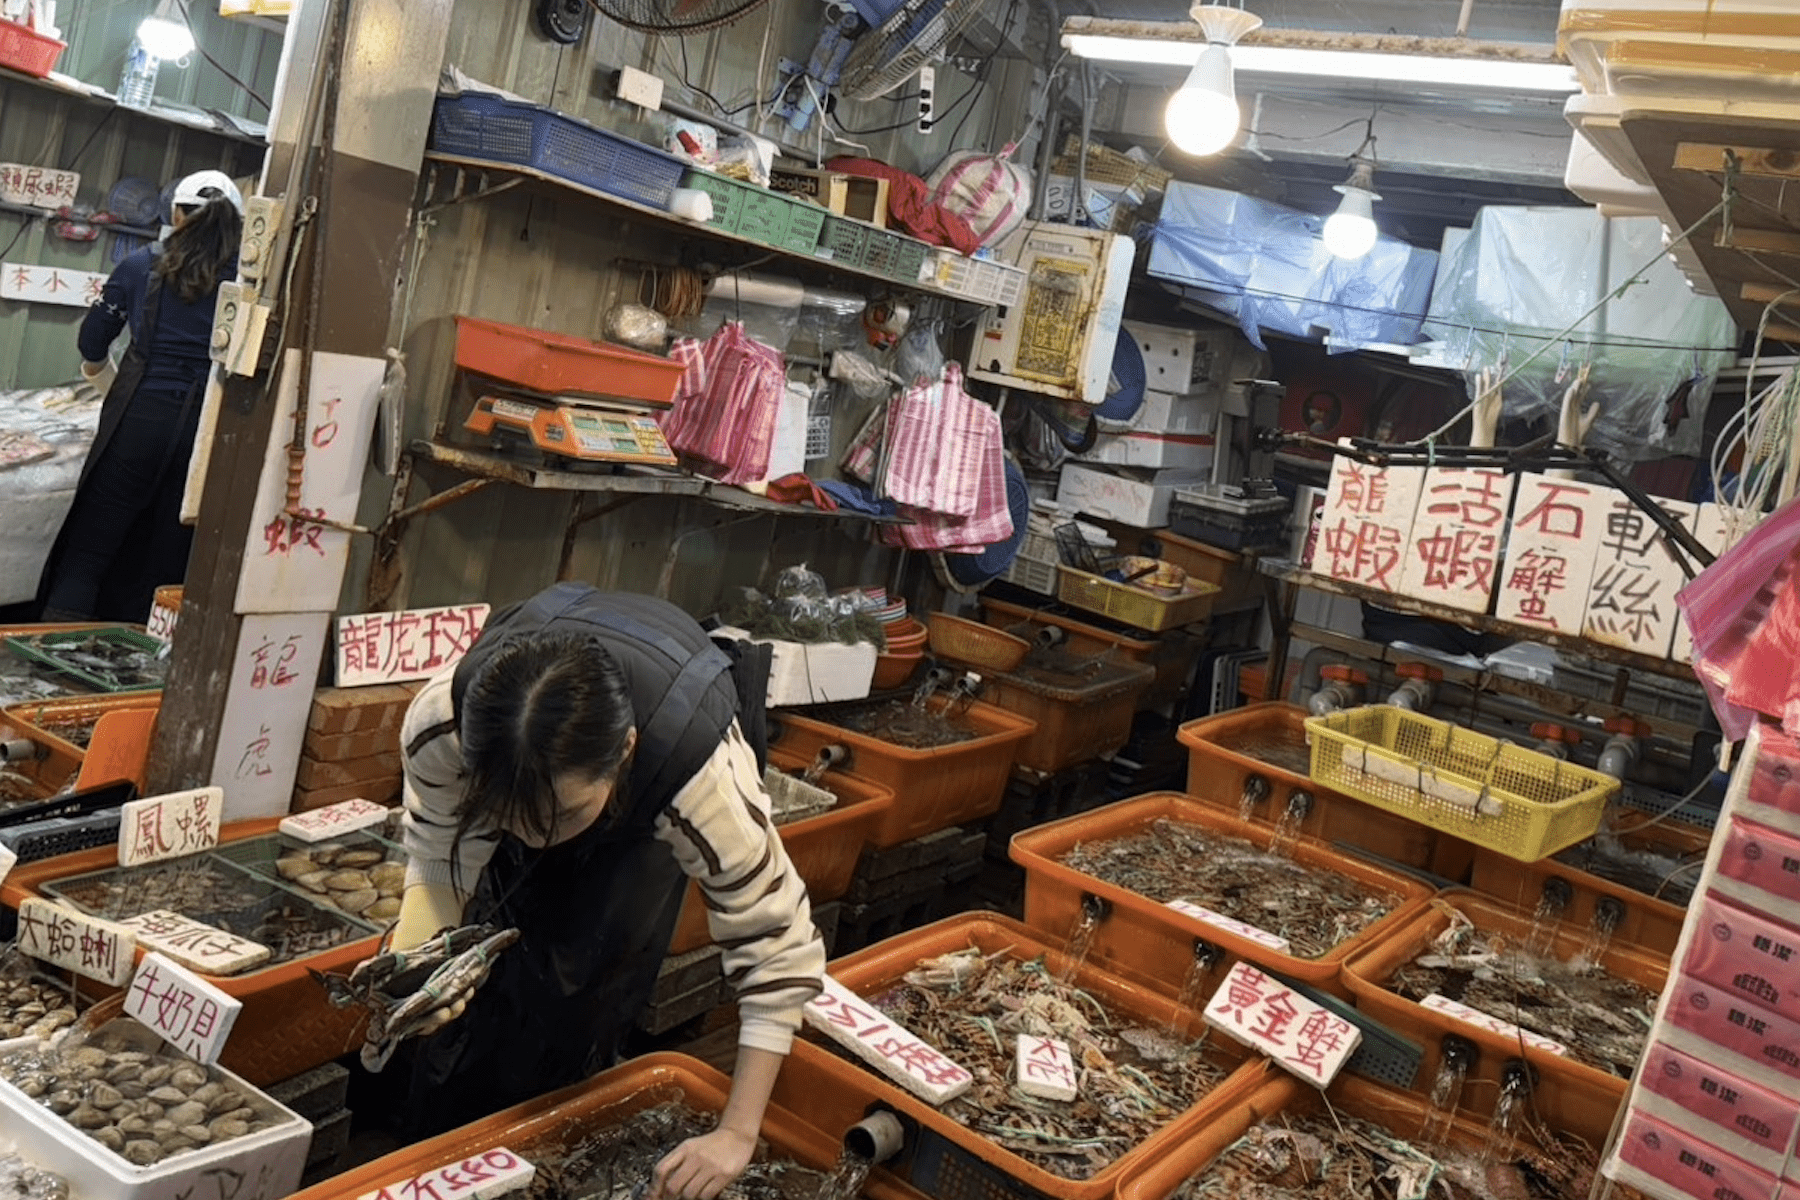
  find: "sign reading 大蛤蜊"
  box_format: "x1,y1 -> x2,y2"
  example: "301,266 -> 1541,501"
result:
16,897 -> 136,986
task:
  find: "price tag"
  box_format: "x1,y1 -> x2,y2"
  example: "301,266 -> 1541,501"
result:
1205,961 -> 1361,1087
803,975 -> 973,1104
122,952 -> 243,1064
16,897 -> 136,986
119,911 -> 271,976
354,1147 -> 537,1200
1015,1035 -> 1078,1101
1420,994 -> 1568,1056
279,797 -> 391,843
1166,898 -> 1292,955
118,787 -> 223,867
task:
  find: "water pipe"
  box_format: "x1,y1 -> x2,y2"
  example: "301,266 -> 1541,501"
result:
1594,896 -> 1625,937
1539,876 -> 1573,917
0,737 -> 38,763
1530,722 -> 1580,761
1241,773 -> 1271,811
1192,939 -> 1223,972
1292,646 -> 1338,705
1386,663 -> 1442,712
1284,790 -> 1315,823
1307,664 -> 1367,717
1599,716 -> 1650,780
843,1109 -> 907,1165
1081,893 -> 1112,923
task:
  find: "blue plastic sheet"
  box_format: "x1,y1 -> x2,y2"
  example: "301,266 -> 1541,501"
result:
1146,180 -> 1438,353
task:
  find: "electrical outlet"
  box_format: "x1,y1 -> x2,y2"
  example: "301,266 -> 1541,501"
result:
237,195 -> 284,290
916,65 -> 935,134
617,66 -> 664,111
210,281 -> 270,376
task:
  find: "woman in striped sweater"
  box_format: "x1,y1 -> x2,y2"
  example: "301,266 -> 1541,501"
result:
391,583 -> 825,1200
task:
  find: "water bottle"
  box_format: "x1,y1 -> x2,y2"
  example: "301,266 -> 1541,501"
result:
118,42 -> 158,109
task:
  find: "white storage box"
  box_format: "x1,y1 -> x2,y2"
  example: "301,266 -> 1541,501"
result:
1101,388 -> 1219,436
1076,429 -> 1213,471
1121,321 -> 1236,394
714,627 -> 877,707
1056,463 -> 1208,527
0,1030 -> 312,1200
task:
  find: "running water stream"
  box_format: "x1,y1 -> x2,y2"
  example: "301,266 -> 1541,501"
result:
1483,1064 -> 1532,1166
1058,899 -> 1106,983
817,1147 -> 873,1200
1420,1037 -> 1476,1146
1268,791 -> 1312,856
1167,942 -> 1223,1037
1576,897 -> 1625,968
1239,774 -> 1270,824
1524,879 -> 1572,960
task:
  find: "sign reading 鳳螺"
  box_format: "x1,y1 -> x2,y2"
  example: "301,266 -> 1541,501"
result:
279,797 -> 391,843
353,1148 -> 537,1200
803,974 -> 973,1104
118,787 -> 223,867
1205,961 -> 1361,1087
120,910 -> 272,976
123,952 -> 243,1064
335,604 -> 491,687
16,897 -> 136,986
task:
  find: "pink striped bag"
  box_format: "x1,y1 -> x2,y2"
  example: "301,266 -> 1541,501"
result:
660,322 -> 785,484
926,149 -> 1032,249
882,374 -> 1013,551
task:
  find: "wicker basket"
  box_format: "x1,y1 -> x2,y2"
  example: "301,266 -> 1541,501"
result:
1305,705 -> 1617,862
925,613 -> 1029,672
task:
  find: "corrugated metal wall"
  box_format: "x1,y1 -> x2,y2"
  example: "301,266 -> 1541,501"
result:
347,0 -> 1041,615
0,4 -> 280,390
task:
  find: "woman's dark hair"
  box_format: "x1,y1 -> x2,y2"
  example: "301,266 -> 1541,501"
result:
454,630 -> 636,855
155,196 -> 242,304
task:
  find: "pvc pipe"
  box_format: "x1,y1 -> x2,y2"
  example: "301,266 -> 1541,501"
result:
844,1110 -> 906,1164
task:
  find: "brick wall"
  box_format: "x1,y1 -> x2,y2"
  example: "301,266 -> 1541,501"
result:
289,683 -> 424,813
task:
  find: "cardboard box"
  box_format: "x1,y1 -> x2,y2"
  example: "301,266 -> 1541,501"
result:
713,627 -> 876,707
1056,463 -> 1209,528
1076,429 -> 1213,471
769,167 -> 889,227
1684,895 -> 1800,1021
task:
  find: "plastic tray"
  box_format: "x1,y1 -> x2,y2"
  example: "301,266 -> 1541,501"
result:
0,18 -> 64,77
0,818 -> 384,1087
452,313 -> 684,406
285,1051 -> 927,1200
1009,792 -> 1431,995
664,746 -> 896,954
3,693 -> 162,761
772,913 -> 1271,1200
1467,842 -> 1687,958
4,627 -> 166,694
1305,705 -> 1618,863
1178,703 -> 1477,883
1342,888 -> 1669,1106
979,656 -> 1156,774
772,696 -> 1035,847
1055,566 -> 1218,632
429,92 -> 687,209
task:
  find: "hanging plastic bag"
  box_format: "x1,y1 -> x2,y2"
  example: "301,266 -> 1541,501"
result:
926,148 -> 1033,249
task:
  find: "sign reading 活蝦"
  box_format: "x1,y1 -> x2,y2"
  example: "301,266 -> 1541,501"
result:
118,787 -> 223,867
16,897 -> 136,986
1397,467 -> 1518,614
123,952 -> 244,1064
354,1148 -> 537,1200
1204,961 -> 1361,1087
335,604 -> 490,687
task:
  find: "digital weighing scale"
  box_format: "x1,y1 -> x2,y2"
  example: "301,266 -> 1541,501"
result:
464,387 -> 678,466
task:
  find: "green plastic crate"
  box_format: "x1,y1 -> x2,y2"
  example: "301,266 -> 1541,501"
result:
780,203 -> 826,254
861,229 -> 906,277
736,189 -> 794,245
816,216 -> 867,265
889,238 -> 928,285
680,169 -> 747,233
4,628 -> 166,694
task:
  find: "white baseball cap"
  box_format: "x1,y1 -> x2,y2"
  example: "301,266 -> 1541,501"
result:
172,170 -> 244,214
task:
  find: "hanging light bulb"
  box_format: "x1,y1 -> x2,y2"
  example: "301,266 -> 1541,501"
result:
1323,157 -> 1380,260
1165,4 -> 1262,157
136,0 -> 196,61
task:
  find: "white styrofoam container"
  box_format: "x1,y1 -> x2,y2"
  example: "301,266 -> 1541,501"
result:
0,1036 -> 312,1200
1076,429 -> 1213,471
714,626 -> 876,706
1056,463 -> 1209,528
1121,321 -> 1235,394
1100,388 -> 1219,436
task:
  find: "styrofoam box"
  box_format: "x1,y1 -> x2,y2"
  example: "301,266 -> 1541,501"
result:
714,626 -> 876,707
0,1037 -> 312,1200
1076,430 -> 1213,471
1121,321 -> 1235,393
1056,463 -> 1209,528
1100,389 -> 1218,436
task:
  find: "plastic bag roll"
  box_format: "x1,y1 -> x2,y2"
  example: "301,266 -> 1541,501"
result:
707,272 -> 806,311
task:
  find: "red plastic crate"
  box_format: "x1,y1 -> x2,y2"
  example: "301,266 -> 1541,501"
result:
452,314 -> 685,405
0,19 -> 65,77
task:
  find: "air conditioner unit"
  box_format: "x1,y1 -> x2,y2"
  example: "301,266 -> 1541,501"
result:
968,221 -> 1135,405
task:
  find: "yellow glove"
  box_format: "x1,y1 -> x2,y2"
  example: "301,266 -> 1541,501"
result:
392,881 -> 464,953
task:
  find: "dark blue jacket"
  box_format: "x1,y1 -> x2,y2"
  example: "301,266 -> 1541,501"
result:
77,246 -> 227,396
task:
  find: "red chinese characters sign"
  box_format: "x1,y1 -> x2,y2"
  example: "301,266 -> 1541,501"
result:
1307,448 -> 1423,594
16,897 -> 135,986
123,952 -> 244,1064
1495,475 -> 1601,633
1398,468 -> 1517,613
1204,961 -> 1360,1087
119,787 -> 223,867
803,975 -> 973,1103
1,262 -> 107,308
0,164 -> 80,209
355,1148 -> 537,1200
336,604 -> 491,687
1015,1035 -> 1079,1101
1582,492 -> 1697,657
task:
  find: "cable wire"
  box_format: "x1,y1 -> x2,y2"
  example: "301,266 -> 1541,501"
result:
175,0 -> 272,111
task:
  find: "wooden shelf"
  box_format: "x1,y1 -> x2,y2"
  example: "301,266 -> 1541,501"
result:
0,65 -> 266,144
1256,556 -> 1704,684
422,152 -> 990,307
410,440 -> 908,525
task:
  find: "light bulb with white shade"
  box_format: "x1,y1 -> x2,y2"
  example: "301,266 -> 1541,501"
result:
1164,4 -> 1262,158
1323,162 -> 1380,259
135,12 -> 195,61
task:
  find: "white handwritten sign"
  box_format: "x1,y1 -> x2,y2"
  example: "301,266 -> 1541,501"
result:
0,164 -> 80,209
120,910 -> 271,976
208,611 -> 332,820
1397,467 -> 1517,614
1495,474 -> 1603,633
1204,961 -> 1361,1087
123,952 -> 244,1063
1166,898 -> 1293,954
803,974 -> 974,1104
1582,491 -> 1697,657
335,604 -> 490,687
1308,447 -> 1424,594
1,263 -> 107,308
1015,1035 -> 1078,1101
145,595 -> 179,644
279,798 -> 391,843
354,1148 -> 537,1200
16,897 -> 136,986
1420,993 -> 1569,1056
0,842 -> 15,889
118,787 -> 223,867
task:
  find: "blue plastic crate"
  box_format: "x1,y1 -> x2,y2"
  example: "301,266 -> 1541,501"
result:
430,93 -> 686,211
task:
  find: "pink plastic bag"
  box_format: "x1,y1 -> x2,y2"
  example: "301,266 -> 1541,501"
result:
660,323 -> 784,484
1679,495 -> 1800,741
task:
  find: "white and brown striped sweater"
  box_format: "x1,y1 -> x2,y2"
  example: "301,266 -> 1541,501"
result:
398,671 -> 825,1056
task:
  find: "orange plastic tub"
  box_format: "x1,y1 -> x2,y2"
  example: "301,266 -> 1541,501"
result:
1,817 -> 380,1086
1009,793 -> 1431,996
1179,703 -> 1476,882
981,595 -> 1201,711
0,726 -> 81,809
1116,1070 -> 1637,1200
664,747 -> 897,954
453,314 -> 686,405
1342,888 -> 1668,1109
3,693 -> 162,762
772,696 -> 1035,846
774,913 -> 1271,1200
979,656 -> 1156,774
1467,843 -> 1687,958
288,1052 -> 927,1200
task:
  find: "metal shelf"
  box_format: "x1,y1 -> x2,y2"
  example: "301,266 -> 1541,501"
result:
421,152 -> 988,307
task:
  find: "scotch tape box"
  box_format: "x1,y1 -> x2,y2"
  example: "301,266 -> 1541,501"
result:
1056,463 -> 1209,528
1639,1040 -> 1800,1170
1076,429 -> 1214,471
1684,895 -> 1800,1022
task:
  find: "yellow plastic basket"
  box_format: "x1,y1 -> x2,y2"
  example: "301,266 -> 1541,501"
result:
1303,705 -> 1619,863
1055,566 -> 1219,632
